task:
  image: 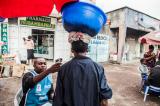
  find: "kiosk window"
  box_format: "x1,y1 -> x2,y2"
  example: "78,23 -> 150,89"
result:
32,29 -> 54,54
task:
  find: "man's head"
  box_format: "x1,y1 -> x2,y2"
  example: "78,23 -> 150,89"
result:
149,45 -> 154,52
33,57 -> 47,73
71,40 -> 88,55
140,58 -> 146,65
28,36 -> 32,40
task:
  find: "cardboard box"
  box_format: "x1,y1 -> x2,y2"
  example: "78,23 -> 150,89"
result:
12,64 -> 26,77
1,65 -> 11,77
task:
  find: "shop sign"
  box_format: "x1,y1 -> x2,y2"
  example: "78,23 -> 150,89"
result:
20,16 -> 55,29
87,34 -> 110,62
20,20 -> 55,29
1,23 -> 8,54
26,17 -> 51,23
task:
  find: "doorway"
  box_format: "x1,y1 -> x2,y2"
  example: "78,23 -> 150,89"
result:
32,29 -> 54,59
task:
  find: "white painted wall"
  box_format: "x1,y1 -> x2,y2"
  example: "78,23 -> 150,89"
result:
8,25 -> 31,60
8,25 -> 19,55
87,34 -> 110,62
54,23 -> 71,62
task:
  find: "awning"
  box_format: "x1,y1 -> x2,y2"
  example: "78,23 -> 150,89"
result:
138,31 -> 160,45
0,0 -> 77,18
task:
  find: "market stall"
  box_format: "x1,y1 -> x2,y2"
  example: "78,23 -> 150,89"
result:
0,54 -> 25,78
139,31 -> 160,45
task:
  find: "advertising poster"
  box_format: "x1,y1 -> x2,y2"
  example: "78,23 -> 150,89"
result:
87,34 -> 110,62
1,23 -> 8,54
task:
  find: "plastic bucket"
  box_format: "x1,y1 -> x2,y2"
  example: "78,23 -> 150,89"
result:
62,2 -> 107,37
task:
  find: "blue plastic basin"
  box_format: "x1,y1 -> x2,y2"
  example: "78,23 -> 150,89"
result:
61,2 -> 107,37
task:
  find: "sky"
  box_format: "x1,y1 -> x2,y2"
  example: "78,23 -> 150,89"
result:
96,0 -> 160,19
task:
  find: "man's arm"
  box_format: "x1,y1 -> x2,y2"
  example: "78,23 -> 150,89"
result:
100,99 -> 108,106
22,63 -> 61,92
32,63 -> 61,84
47,84 -> 54,100
53,69 -> 63,106
144,53 -> 156,61
98,66 -> 112,106
31,40 -> 34,48
22,72 -> 35,93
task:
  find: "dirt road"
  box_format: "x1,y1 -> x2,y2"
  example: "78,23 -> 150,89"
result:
106,63 -> 160,106
0,62 -> 159,106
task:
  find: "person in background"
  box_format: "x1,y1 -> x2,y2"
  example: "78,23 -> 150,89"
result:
53,32 -> 112,106
144,62 -> 160,95
139,58 -> 149,91
23,36 -> 34,65
20,57 -> 61,106
143,45 -> 156,68
156,47 -> 160,60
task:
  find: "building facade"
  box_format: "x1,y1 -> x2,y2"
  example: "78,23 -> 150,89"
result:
106,7 -> 160,63
0,16 -> 110,62
0,17 -> 57,61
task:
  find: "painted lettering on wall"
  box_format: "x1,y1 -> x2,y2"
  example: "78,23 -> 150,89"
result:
87,34 -> 110,62
1,24 -> 8,54
20,20 -> 55,29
